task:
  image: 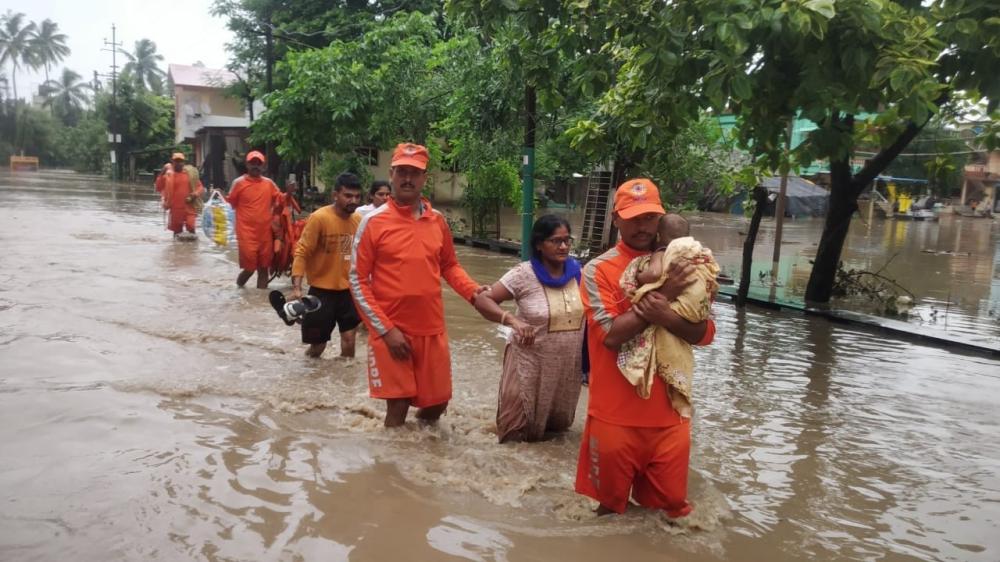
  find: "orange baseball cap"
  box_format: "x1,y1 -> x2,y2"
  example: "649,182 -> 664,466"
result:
171,152 -> 186,161
391,143 -> 429,170
614,178 -> 665,219
246,150 -> 266,164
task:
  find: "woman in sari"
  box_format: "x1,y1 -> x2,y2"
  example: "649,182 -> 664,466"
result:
474,215 -> 585,443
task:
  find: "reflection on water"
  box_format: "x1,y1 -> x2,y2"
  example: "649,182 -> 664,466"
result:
443,205 -> 1000,348
1,171 -> 999,562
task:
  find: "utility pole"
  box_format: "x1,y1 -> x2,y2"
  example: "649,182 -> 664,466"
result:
520,85 -> 536,259
102,24 -> 122,182
263,15 -> 276,177
769,119 -> 795,284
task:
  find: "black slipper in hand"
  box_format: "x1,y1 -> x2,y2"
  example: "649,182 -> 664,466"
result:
269,290 -> 295,326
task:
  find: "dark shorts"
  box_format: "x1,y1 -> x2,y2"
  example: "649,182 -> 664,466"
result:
301,287 -> 361,344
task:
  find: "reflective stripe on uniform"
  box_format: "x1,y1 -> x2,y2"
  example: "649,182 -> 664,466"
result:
350,204 -> 391,335
583,246 -> 620,332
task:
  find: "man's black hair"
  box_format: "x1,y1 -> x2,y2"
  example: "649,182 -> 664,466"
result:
334,172 -> 362,191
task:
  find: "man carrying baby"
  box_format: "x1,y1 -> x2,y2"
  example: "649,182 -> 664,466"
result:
577,178 -> 716,519
618,213 -> 719,419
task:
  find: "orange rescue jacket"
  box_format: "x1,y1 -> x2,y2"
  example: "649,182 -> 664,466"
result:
350,197 -> 478,337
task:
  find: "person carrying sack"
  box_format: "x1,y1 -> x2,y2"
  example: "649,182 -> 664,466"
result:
155,152 -> 205,238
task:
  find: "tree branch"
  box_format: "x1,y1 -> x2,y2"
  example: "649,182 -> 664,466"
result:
852,120 -> 925,189
852,93 -> 951,189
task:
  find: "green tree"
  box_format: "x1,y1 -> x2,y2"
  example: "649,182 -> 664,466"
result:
40,68 -> 90,125
29,18 -> 69,84
883,124 -> 971,197
462,160 -> 520,238
94,74 -> 177,174
212,0 -> 442,103
252,12 -> 447,161
121,39 -> 165,94
642,115 -> 747,209
0,103 -> 60,163
555,0 -> 1000,303
0,11 -> 37,101
54,113 -> 110,172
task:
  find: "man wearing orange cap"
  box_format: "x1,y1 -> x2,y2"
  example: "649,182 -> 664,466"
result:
575,178 -> 716,519
226,151 -> 282,288
350,142 -> 486,427
154,152 -> 204,238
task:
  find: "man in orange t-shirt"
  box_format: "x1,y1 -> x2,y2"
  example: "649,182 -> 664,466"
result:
350,142 -> 486,428
154,152 -> 204,238
576,178 -> 716,519
291,172 -> 363,359
227,151 -> 281,289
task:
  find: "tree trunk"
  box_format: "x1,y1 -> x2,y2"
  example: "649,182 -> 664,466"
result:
737,186 -> 769,307
804,173 -> 856,304
804,110 -> 928,304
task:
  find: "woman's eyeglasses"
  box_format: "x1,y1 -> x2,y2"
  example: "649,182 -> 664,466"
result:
545,236 -> 575,247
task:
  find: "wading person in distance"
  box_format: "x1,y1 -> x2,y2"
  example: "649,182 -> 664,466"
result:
155,152 -> 204,239
227,151 -> 282,289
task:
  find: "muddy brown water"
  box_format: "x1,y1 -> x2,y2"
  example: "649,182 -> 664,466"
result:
1,170 -> 999,561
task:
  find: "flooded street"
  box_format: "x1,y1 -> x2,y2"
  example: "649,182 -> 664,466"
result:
451,204 -> 1000,348
2,171 -> 999,561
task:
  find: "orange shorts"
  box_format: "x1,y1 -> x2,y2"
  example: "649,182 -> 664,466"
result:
238,240 -> 273,271
575,416 -> 692,517
366,332 -> 451,408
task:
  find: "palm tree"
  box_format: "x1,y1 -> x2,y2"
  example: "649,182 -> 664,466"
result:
40,68 -> 89,123
0,11 -> 38,101
121,39 -> 165,94
30,19 -> 69,84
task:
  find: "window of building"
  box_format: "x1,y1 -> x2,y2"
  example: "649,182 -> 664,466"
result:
356,146 -> 378,166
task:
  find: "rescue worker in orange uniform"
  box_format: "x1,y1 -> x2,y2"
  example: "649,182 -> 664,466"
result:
155,152 -> 204,238
576,178 -> 716,519
227,151 -> 281,289
350,142 -> 487,428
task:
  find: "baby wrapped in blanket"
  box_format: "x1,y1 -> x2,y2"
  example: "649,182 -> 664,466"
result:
618,214 -> 719,418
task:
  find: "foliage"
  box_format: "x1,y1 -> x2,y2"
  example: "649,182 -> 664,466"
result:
0,99 -> 110,172
95,78 -> 177,173
978,113 -> 1000,151
30,18 -> 69,83
121,39 -> 166,95
0,101 -> 58,162
316,151 -> 373,193
640,115 -> 749,210
251,12 -> 447,161
40,68 -> 90,126
882,124 -> 971,197
461,159 -> 519,238
548,0 -> 999,302
53,113 -> 109,172
212,0 -> 442,107
0,11 -> 37,101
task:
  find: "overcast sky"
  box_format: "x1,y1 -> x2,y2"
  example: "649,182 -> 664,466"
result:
4,0 -> 232,98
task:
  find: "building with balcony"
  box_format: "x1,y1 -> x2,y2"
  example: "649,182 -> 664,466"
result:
168,63 -> 264,190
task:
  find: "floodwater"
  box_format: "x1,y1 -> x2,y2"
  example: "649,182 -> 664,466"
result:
1,170 -> 999,562
443,204 -> 1000,349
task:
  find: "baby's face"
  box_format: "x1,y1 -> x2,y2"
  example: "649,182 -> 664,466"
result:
656,226 -> 685,247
